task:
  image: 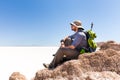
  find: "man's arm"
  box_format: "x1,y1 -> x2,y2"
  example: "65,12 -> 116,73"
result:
67,45 -> 75,49
61,44 -> 75,49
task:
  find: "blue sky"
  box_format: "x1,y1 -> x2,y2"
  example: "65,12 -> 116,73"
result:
0,0 -> 120,46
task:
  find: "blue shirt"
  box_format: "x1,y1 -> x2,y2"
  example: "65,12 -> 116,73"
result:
68,30 -> 87,49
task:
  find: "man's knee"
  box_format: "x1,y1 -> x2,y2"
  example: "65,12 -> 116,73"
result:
64,38 -> 72,46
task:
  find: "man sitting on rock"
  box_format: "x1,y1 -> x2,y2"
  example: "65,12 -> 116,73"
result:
43,20 -> 88,69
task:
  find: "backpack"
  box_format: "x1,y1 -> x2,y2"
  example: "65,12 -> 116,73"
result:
84,29 -> 97,52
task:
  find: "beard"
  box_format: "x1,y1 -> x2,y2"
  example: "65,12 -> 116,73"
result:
71,28 -> 77,32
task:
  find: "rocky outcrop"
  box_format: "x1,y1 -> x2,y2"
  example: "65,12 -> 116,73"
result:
99,40 -> 120,51
34,41 -> 120,80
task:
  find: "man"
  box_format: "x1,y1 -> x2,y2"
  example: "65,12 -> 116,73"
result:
43,20 -> 87,69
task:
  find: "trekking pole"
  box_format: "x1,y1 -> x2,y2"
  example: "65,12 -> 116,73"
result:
91,22 -> 93,31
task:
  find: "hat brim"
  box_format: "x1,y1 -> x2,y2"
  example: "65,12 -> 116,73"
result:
70,23 -> 74,26
77,26 -> 84,30
70,23 -> 84,30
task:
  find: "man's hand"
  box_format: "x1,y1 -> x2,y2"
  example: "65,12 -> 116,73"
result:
60,42 -> 65,48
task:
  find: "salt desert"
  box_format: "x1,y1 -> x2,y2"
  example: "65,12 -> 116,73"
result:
0,47 -> 58,80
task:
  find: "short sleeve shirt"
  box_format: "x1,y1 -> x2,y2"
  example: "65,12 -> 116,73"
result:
69,31 -> 87,48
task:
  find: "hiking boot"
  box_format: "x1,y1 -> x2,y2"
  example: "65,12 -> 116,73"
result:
43,63 -> 49,68
43,63 -> 55,70
53,54 -> 55,56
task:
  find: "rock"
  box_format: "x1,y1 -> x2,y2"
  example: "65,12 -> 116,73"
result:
98,40 -> 120,51
81,71 -> 120,80
34,41 -> 120,80
9,72 -> 26,80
